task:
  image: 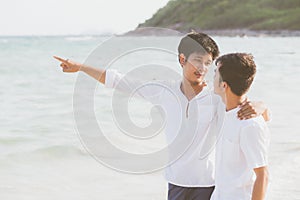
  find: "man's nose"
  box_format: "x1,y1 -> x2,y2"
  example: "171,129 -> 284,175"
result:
195,64 -> 208,71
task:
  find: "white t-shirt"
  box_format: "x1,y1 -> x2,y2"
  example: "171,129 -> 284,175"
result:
211,107 -> 270,200
105,69 -> 220,187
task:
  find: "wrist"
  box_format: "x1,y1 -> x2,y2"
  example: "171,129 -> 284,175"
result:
79,64 -> 86,72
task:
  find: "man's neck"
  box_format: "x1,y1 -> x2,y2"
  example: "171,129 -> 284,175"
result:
181,78 -> 205,101
224,93 -> 247,112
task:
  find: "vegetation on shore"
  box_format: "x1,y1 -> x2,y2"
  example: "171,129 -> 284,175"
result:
138,0 -> 300,31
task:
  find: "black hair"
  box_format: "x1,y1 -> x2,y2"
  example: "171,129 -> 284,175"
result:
178,32 -> 219,60
216,53 -> 256,96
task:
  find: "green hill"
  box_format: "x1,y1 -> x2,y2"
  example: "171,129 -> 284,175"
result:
137,0 -> 300,31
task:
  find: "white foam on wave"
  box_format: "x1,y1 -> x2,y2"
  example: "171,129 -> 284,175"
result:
64,36 -> 95,41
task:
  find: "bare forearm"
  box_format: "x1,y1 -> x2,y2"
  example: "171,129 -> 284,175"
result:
80,65 -> 106,84
252,173 -> 268,200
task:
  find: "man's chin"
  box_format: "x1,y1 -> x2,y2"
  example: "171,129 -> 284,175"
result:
192,80 -> 204,86
195,77 -> 205,84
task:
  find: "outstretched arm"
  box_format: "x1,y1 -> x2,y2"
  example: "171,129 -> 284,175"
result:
53,56 -> 106,84
53,56 -> 165,102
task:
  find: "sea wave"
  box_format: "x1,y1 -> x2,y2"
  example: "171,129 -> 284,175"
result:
3,144 -> 88,160
64,36 -> 95,41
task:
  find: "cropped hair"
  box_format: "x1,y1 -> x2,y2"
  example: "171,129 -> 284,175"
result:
178,32 -> 219,60
216,53 -> 256,96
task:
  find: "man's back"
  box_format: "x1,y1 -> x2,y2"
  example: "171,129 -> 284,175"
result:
213,108 -> 270,200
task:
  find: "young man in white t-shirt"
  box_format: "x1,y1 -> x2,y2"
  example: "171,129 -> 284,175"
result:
212,53 -> 270,200
54,33 -> 269,200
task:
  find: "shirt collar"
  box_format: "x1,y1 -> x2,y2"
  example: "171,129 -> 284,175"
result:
225,107 -> 240,116
177,81 -> 210,100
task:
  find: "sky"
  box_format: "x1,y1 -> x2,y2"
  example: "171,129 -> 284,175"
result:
0,0 -> 170,36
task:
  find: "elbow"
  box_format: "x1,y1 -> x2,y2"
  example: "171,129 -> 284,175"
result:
260,167 -> 270,185
263,169 -> 269,184
255,166 -> 269,185
262,109 -> 271,122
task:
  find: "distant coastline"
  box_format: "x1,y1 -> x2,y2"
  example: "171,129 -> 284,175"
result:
123,28 -> 300,37
134,0 -> 300,37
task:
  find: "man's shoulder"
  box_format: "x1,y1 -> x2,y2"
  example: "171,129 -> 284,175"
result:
242,116 -> 267,128
239,116 -> 269,138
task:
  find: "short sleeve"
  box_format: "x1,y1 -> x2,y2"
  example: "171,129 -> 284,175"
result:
105,69 -> 123,89
240,122 -> 270,169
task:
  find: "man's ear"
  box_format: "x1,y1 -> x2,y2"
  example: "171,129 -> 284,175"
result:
179,53 -> 186,66
223,82 -> 229,91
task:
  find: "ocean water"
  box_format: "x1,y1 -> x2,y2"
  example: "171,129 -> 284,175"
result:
0,35 -> 300,199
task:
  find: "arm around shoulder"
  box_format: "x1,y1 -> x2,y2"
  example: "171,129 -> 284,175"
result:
237,101 -> 271,122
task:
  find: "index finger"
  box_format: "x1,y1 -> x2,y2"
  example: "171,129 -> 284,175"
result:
53,55 -> 68,63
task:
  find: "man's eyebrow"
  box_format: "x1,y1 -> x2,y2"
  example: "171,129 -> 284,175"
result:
194,55 -> 210,60
193,55 -> 213,64
194,56 -> 203,59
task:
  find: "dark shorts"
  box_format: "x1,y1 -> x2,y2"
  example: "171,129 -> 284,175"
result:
168,183 -> 215,200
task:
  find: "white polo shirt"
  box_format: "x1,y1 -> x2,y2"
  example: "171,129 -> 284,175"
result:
105,69 -> 220,187
212,107 -> 270,200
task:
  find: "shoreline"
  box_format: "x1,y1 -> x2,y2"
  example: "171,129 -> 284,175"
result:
1,29 -> 300,38
122,28 -> 300,37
